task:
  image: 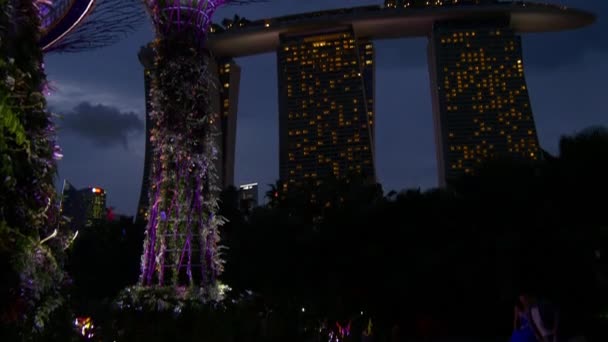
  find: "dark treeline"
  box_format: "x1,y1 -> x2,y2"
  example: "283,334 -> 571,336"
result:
219,127 -> 608,341
58,127 -> 608,341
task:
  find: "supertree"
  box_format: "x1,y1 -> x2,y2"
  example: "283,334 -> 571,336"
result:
38,0 -> 146,53
0,0 -> 143,336
134,0 -> 261,299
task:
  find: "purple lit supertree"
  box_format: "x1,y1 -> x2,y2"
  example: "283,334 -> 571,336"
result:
143,0 -> 258,40
135,0 -> 261,298
0,0 -> 143,334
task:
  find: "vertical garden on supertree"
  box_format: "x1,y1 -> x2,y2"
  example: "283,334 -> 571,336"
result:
1,0 -> 143,335
131,0 -> 259,303
0,0 -> 65,334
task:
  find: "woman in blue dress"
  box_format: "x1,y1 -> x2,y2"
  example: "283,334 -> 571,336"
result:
511,295 -> 539,342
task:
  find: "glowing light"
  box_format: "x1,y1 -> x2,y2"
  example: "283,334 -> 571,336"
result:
64,230 -> 79,250
53,145 -> 63,160
363,318 -> 373,337
146,0 -> 231,39
91,187 -> 103,194
40,229 -> 58,244
218,283 -> 232,297
74,317 -> 94,339
301,307 -> 306,313
336,321 -> 351,339
53,151 -> 63,160
240,182 -> 258,190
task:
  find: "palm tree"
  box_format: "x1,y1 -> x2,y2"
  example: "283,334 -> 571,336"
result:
221,18 -> 233,29
265,181 -> 282,208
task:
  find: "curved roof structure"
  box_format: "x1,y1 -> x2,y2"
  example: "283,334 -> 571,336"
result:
39,0 -> 145,53
141,0 -> 265,42
39,0 -> 96,51
207,2 -> 596,58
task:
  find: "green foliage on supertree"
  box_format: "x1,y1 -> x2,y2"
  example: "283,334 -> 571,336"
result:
137,39 -> 226,292
0,0 -> 68,336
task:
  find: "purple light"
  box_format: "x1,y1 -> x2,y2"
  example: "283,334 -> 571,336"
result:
52,145 -> 63,160
141,158 -> 163,285
36,0 -> 53,22
144,0 -> 230,39
137,0 -> 259,292
176,238 -> 189,273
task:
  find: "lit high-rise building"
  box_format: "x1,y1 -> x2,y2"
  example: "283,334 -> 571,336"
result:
277,27 -> 375,190
136,45 -> 154,224
61,181 -> 107,229
238,182 -> 258,214
218,58 -> 241,188
428,18 -> 540,185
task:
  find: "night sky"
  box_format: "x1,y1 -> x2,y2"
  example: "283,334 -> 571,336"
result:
45,0 -> 607,216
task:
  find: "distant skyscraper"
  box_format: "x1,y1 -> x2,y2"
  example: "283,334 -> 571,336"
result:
238,182 -> 258,214
136,45 -> 155,223
136,46 -> 239,223
62,181 -> 107,229
277,27 -> 375,190
428,18 -> 540,186
218,58 -> 241,188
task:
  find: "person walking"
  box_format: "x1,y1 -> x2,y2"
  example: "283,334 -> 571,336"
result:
510,295 -> 539,342
530,296 -> 559,342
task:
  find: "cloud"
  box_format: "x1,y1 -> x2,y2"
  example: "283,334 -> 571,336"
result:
58,102 -> 144,149
46,79 -> 145,113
